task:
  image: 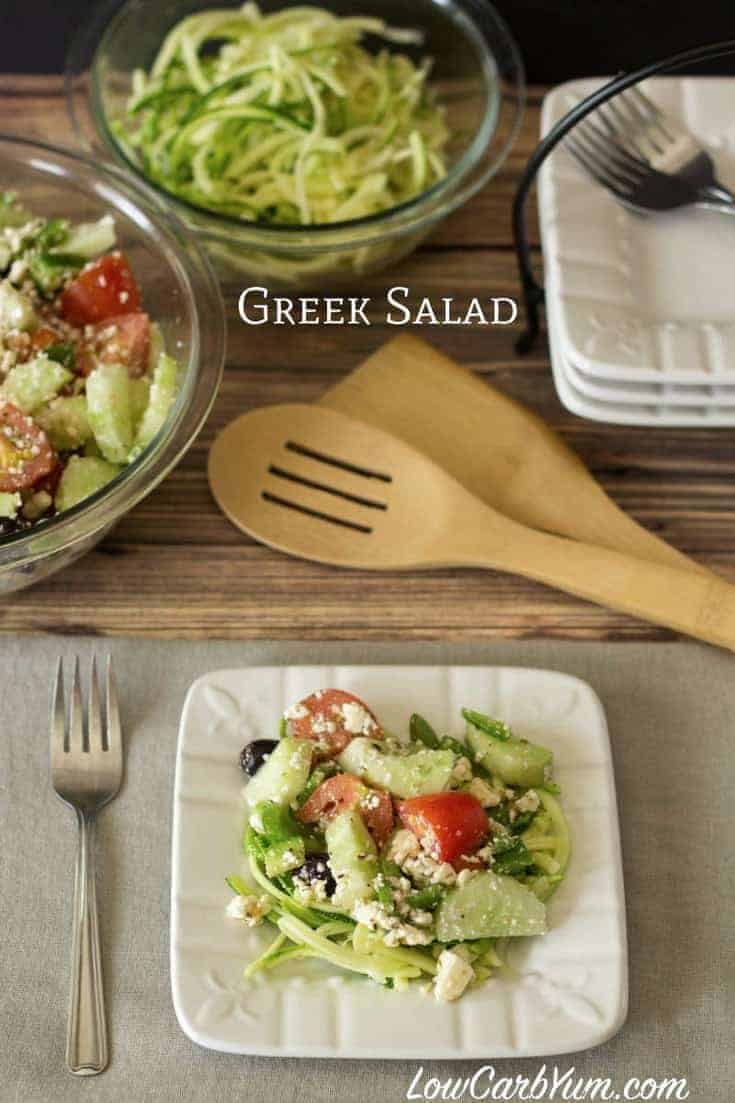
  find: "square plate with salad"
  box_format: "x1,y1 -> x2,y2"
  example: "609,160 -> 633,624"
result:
171,666 -> 627,1058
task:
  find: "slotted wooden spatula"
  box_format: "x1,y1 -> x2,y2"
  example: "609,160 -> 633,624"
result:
320,335 -> 704,574
209,404 -> 735,651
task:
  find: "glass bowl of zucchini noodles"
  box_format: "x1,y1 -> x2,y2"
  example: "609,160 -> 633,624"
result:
67,0 -> 524,289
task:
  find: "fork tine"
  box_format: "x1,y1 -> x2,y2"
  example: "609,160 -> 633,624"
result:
69,655 -> 85,752
575,122 -> 645,181
622,84 -> 657,118
566,135 -> 635,196
88,656 -> 103,752
622,85 -> 676,143
566,140 -> 628,198
51,658 -> 66,762
105,657 -> 122,768
600,98 -> 663,159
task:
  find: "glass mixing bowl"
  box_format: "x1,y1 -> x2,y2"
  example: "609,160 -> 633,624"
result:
0,135 -> 226,593
66,0 -> 525,288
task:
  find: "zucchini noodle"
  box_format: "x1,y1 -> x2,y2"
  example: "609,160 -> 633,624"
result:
114,3 -> 449,230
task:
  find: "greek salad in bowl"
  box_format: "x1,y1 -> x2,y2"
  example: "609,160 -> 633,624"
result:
228,689 -> 570,1003
0,191 -> 179,537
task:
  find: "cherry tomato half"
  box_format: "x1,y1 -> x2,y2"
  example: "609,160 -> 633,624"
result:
0,401 -> 56,493
77,312 -> 151,378
297,773 -> 394,847
287,689 -> 382,758
397,792 -> 490,866
60,253 -> 142,326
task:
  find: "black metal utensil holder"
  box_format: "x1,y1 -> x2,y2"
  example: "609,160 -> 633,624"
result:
513,40 -> 735,354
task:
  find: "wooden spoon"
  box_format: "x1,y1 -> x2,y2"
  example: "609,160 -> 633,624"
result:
320,335 -> 704,574
209,403 -> 735,652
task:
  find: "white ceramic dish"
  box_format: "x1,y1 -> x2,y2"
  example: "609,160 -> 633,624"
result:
171,664 -> 628,1059
564,357 -> 735,408
540,77 -> 735,385
547,294 -> 735,425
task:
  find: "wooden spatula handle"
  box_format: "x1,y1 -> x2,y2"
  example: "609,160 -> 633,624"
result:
460,511 -> 735,650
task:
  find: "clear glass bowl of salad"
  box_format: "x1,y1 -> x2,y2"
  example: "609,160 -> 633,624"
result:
66,0 -> 525,289
0,135 -> 225,593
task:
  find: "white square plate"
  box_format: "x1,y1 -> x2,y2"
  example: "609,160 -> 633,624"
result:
171,666 -> 628,1059
547,293 -> 735,426
540,78 -> 735,384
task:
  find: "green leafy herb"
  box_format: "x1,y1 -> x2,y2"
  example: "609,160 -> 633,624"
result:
492,833 -> 535,876
45,344 -> 77,372
462,708 -> 512,742
410,712 -> 440,749
406,884 -> 444,911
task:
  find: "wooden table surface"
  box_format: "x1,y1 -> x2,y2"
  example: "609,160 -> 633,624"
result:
2,76 -> 734,640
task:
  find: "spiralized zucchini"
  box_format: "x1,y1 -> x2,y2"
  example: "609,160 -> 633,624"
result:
115,3 -> 449,228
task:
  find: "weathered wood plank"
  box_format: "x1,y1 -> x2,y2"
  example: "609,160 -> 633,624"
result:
0,77 -> 733,641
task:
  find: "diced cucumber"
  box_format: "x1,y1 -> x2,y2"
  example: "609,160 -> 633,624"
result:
131,352 -> 179,456
129,376 -> 151,430
55,455 -> 121,512
244,737 -> 313,809
0,280 -> 37,331
147,321 -> 164,372
264,837 -> 306,878
325,809 -> 378,911
84,437 -> 103,459
1,355 -> 71,414
50,215 -> 116,260
434,870 -> 547,942
36,395 -> 91,451
86,362 -> 133,463
0,491 -> 21,518
338,737 -> 454,798
466,721 -> 553,788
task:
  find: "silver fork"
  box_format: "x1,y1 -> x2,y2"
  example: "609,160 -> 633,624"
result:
50,656 -> 123,1076
566,84 -> 735,215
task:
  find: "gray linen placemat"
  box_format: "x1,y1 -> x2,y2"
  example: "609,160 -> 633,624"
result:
1,639 -> 733,1103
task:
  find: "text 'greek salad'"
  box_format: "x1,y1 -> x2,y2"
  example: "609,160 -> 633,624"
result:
227,689 -> 570,1002
0,192 -> 179,537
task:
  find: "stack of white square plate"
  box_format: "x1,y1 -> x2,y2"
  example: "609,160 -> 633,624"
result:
539,77 -> 735,425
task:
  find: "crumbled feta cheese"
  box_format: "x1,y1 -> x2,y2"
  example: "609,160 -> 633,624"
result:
401,849 -> 457,886
311,714 -> 332,735
388,828 -> 421,865
456,867 -> 479,888
225,894 -> 272,926
339,700 -> 376,735
293,876 -> 328,905
248,809 -> 264,833
284,703 -> 309,720
515,789 -> 540,814
467,777 -> 502,807
352,900 -> 433,947
475,843 -> 494,865
451,756 -> 474,784
8,258 -> 27,285
434,948 -> 475,1002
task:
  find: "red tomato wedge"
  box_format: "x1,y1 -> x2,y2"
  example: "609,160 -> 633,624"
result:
297,773 -> 394,847
287,689 -> 382,758
60,253 -> 142,326
0,401 -> 56,493
77,313 -> 151,378
397,792 -> 490,866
